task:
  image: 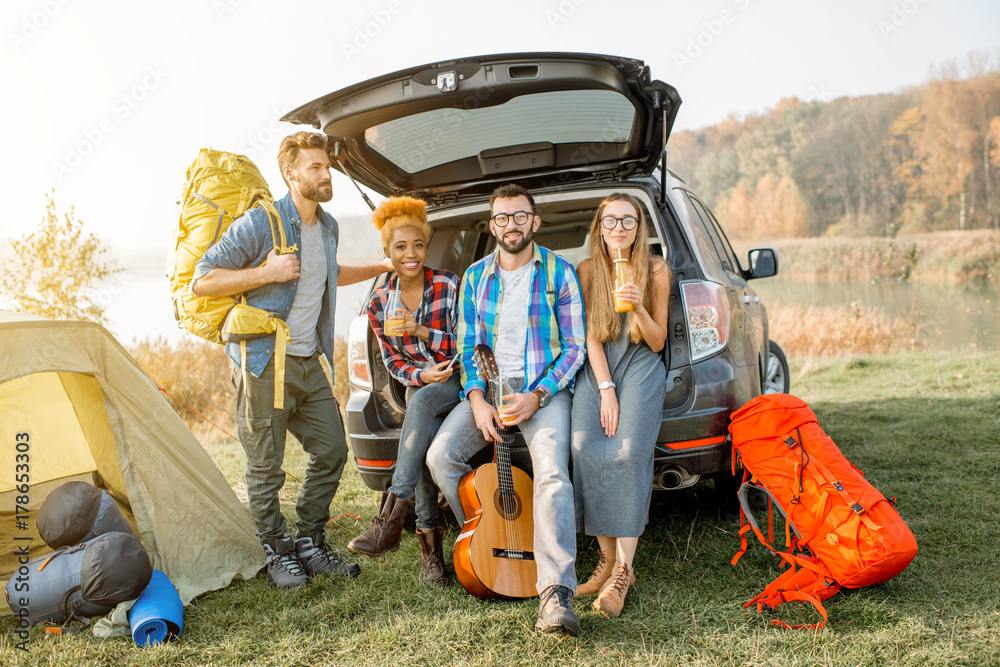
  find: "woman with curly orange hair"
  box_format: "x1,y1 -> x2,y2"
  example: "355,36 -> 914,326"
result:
347,196 -> 460,585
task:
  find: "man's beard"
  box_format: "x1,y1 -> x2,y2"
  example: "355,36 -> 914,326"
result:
496,227 -> 533,254
299,180 -> 333,203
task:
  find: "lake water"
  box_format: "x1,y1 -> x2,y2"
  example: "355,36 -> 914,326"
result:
752,277 -> 999,352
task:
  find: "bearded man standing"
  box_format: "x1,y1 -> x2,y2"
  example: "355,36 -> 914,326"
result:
193,132 -> 389,589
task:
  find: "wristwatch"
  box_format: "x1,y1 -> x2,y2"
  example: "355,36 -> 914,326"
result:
531,387 -> 551,409
597,380 -> 616,391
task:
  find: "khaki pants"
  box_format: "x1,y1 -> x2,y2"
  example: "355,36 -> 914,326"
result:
233,353 -> 347,545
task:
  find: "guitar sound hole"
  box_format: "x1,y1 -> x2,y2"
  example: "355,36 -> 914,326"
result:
493,489 -> 522,520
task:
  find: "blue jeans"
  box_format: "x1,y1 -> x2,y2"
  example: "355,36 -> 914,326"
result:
388,375 -> 461,530
426,390 -> 577,594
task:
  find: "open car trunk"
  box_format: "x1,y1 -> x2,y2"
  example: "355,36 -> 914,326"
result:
282,52 -> 680,202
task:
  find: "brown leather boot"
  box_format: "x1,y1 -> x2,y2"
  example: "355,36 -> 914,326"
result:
348,492 -> 410,557
416,526 -> 449,586
594,563 -> 635,618
577,548 -> 616,596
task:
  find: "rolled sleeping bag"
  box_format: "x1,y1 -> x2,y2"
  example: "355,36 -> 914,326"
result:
129,570 -> 184,646
37,481 -> 137,549
5,532 -> 152,627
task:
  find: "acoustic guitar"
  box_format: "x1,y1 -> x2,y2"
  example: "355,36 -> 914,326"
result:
453,344 -> 538,600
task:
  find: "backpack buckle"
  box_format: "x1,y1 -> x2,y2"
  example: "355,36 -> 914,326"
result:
833,481 -> 844,492
851,503 -> 866,515
784,436 -> 798,449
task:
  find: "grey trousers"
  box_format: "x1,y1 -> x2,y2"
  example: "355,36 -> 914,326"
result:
233,353 -> 348,545
426,390 -> 577,594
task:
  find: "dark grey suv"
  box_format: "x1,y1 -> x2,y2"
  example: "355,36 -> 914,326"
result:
283,52 -> 788,494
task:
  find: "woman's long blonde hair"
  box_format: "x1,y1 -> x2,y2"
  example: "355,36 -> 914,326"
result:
586,193 -> 668,344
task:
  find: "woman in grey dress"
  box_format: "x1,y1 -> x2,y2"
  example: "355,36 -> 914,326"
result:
571,193 -> 671,617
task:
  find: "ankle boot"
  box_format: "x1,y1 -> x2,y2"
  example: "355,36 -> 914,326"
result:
577,548 -> 616,596
594,563 -> 635,618
416,526 -> 449,586
348,492 -> 410,557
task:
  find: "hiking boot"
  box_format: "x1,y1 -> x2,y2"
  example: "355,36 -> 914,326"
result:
263,536 -> 308,589
416,526 -> 449,586
577,548 -> 615,597
535,585 -> 580,637
594,563 -> 634,618
295,533 -> 361,579
348,491 -> 411,558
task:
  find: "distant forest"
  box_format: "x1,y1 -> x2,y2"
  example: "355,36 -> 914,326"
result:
669,51 -> 1000,239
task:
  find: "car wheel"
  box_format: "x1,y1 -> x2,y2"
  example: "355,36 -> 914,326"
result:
762,341 -> 790,394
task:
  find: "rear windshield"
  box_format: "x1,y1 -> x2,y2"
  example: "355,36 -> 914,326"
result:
365,90 -> 637,174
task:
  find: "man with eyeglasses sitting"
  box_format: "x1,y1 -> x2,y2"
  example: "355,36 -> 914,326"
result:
425,183 -> 587,636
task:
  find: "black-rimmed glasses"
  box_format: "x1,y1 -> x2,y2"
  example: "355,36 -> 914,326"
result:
491,211 -> 533,227
601,215 -> 638,230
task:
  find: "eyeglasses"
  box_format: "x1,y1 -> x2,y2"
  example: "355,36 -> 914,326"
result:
491,211 -> 534,227
601,215 -> 638,230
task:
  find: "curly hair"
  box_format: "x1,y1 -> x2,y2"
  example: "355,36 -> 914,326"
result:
371,196 -> 430,247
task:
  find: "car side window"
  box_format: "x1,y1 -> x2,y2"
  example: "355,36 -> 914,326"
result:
679,191 -> 728,276
691,197 -> 742,276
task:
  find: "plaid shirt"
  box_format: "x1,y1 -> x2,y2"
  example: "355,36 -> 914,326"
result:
368,267 -> 460,387
458,243 -> 586,401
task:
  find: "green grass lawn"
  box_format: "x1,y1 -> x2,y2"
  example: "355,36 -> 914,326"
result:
3,352 -> 999,666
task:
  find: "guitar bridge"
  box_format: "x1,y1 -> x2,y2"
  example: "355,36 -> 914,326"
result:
492,548 -> 535,561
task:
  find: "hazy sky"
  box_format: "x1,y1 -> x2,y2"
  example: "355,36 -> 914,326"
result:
2,0 -> 999,342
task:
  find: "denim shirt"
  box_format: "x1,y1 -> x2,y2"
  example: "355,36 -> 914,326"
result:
194,192 -> 340,378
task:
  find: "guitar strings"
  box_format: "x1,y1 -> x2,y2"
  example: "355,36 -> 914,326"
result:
495,373 -> 522,559
480,350 -> 527,561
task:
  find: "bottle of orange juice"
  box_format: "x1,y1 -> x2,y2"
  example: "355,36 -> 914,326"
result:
613,253 -> 632,313
384,286 -> 405,336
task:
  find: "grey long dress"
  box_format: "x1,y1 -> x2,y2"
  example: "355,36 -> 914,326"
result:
571,314 -> 666,537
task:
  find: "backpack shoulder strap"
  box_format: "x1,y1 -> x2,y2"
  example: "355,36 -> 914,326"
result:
744,556 -> 841,630
257,200 -> 296,255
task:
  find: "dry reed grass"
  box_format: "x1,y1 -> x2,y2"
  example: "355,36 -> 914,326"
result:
733,230 -> 1000,284
767,301 -> 926,358
126,336 -> 351,440
128,336 -> 236,437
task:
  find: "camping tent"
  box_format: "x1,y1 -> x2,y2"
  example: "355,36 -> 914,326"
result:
0,311 -> 264,605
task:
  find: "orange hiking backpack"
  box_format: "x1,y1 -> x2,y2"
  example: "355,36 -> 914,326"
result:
728,393 -> 918,629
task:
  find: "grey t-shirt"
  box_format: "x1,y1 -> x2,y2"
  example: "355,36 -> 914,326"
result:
285,222 -> 327,356
494,261 -> 533,380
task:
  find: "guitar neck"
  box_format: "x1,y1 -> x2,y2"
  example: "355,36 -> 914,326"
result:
493,424 -> 517,498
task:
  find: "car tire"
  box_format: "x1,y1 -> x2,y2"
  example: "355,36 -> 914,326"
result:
762,340 -> 790,394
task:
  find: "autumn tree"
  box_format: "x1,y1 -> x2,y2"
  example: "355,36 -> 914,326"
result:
0,192 -> 122,326
671,49 -> 1000,237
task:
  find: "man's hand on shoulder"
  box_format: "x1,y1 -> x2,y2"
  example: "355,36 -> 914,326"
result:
263,249 -> 300,283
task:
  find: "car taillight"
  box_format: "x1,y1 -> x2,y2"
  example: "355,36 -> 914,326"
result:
347,315 -> 373,391
680,281 -> 730,362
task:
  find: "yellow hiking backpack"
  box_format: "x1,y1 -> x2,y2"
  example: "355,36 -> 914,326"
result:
169,148 -> 296,416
